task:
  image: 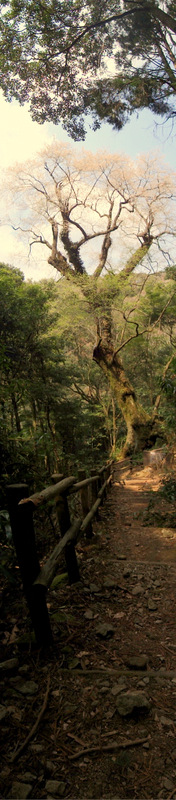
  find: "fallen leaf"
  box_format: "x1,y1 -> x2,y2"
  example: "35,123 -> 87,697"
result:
76,651 -> 89,658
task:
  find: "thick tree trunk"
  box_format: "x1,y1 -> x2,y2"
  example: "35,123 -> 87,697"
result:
93,318 -> 161,456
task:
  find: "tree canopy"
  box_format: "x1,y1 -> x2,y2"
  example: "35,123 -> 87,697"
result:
0,263 -> 112,494
0,1 -> 175,138
5,144 -> 176,278
4,143 -> 176,454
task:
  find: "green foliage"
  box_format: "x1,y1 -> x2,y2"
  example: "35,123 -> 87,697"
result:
51,573 -> 68,589
51,609 -> 76,623
0,264 -> 113,502
165,266 -> 176,281
139,279 -> 176,327
0,1 -> 175,137
1,257 -> 176,504
0,264 -> 63,493
159,476 -> 176,503
85,71 -> 173,133
143,476 -> 176,527
0,510 -> 12,541
0,508 -> 17,583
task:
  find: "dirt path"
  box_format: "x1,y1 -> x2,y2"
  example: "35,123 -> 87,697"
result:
1,462 -> 176,799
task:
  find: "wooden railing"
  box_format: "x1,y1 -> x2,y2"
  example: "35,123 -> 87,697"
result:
6,461 -> 113,648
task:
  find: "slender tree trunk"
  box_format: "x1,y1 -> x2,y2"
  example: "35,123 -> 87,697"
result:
101,399 -> 113,449
111,397 -> 116,454
93,314 -> 161,456
31,399 -> 39,465
11,393 -> 21,433
152,354 -> 175,420
46,403 -> 60,470
31,399 -> 37,431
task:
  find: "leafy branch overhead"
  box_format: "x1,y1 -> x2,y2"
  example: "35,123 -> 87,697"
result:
0,1 -> 176,137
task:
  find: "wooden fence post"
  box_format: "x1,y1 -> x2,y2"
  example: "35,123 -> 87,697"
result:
90,469 -> 100,520
55,491 -> 80,584
51,473 -> 64,483
51,473 -> 64,536
103,467 -> 108,499
6,484 -> 53,648
98,467 -> 104,505
78,469 -> 93,539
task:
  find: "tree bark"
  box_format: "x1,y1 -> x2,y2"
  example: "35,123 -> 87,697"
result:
92,230 -> 165,456
111,397 -> 116,454
11,393 -> 21,433
152,354 -> 175,420
154,7 -> 176,36
93,319 -> 161,456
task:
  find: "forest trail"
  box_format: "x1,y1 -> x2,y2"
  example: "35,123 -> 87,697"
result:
109,461 -> 176,563
1,461 -> 176,799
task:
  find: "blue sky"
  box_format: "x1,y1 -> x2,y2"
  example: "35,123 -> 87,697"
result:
77,109 -> 176,163
0,92 -> 175,279
1,94 -> 175,163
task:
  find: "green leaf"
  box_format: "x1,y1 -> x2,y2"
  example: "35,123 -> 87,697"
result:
68,657 -> 81,670
51,611 -> 76,623
51,572 -> 68,589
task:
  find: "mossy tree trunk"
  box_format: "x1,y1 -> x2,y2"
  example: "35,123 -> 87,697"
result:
11,149 -> 172,457
93,313 -> 160,457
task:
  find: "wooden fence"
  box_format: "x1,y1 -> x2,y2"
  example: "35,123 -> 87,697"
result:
6,461 -> 113,648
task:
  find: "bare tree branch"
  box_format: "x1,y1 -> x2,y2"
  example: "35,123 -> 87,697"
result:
152,354 -> 175,420
115,291 -> 176,355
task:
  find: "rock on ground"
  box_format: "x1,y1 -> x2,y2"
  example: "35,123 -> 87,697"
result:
45,780 -> 66,796
116,690 -> 150,717
10,782 -> 32,799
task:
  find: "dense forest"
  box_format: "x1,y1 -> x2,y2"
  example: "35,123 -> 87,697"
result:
1,245 -> 176,503
1,7 -> 176,796
1,0 -> 176,501
0,144 -> 175,487
0,0 -> 176,554
0,261 -> 112,498
1,143 -> 176,503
